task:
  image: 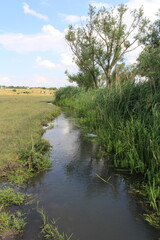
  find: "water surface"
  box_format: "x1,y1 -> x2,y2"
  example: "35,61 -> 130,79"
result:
21,113 -> 159,240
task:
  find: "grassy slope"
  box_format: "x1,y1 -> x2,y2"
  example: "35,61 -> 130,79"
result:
0,95 -> 60,174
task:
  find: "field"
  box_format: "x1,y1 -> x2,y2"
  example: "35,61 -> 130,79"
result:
0,87 -> 55,96
0,92 -> 60,175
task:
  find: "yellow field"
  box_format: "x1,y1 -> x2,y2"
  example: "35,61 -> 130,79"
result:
0,88 -> 55,96
0,94 -> 60,174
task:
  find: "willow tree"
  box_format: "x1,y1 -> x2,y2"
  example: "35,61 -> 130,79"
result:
65,4 -> 149,88
65,8 -> 102,89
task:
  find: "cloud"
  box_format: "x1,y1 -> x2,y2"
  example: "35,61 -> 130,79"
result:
41,1 -> 49,6
35,56 -> 59,69
0,25 -> 67,53
60,53 -> 78,73
60,53 -> 75,66
124,0 -> 159,63
126,0 -> 159,22
60,14 -> 88,23
23,2 -> 48,21
0,76 -> 11,82
90,1 -> 111,8
34,75 -> 48,83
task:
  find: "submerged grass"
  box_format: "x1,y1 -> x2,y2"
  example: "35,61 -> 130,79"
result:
39,208 -> 73,240
54,83 -> 160,228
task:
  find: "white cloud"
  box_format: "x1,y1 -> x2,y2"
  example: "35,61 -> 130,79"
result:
124,0 -> 159,63
35,56 -> 59,69
0,76 -> 10,82
60,53 -> 78,73
34,75 -> 48,83
126,0 -> 159,22
90,1 -> 111,8
23,2 -> 48,21
60,53 -> 75,67
0,25 -> 67,53
60,14 -> 88,23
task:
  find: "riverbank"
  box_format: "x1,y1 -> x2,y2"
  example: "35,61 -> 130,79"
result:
0,94 -> 60,238
54,83 -> 160,229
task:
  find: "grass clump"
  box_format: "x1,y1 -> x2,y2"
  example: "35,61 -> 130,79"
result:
8,169 -> 34,186
0,211 -> 26,234
0,186 -> 31,238
0,186 -> 27,207
39,208 -> 73,240
54,83 -> 160,228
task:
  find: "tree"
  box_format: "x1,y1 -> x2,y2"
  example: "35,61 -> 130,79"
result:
137,11 -> 160,87
65,4 -> 149,88
65,7 -> 101,89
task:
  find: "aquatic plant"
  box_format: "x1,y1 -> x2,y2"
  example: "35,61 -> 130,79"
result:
0,211 -> 26,233
38,208 -> 73,240
0,186 -> 27,207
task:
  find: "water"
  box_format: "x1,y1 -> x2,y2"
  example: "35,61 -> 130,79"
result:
20,113 -> 159,240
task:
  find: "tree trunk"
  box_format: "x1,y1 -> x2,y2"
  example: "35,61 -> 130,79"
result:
106,69 -> 111,88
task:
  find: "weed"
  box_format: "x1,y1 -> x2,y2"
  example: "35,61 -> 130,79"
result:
0,186 -> 27,207
0,210 -> 26,233
38,208 -> 73,240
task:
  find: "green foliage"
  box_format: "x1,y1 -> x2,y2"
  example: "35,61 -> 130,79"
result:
39,208 -> 73,240
7,139 -> 52,185
18,139 -> 51,172
8,169 -> 34,185
0,186 -> 26,207
55,81 -> 160,227
54,86 -> 81,105
0,187 -> 30,236
0,211 -> 26,233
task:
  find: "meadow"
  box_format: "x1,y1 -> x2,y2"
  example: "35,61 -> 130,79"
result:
0,92 -> 60,176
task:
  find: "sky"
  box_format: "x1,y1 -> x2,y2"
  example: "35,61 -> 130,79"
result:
0,0 -> 159,88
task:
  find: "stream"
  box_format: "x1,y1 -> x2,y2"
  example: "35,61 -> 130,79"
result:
19,113 -> 159,240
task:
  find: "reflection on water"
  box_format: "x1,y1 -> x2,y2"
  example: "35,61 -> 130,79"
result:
20,113 -> 159,240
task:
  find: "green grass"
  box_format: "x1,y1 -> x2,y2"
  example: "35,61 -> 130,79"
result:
0,186 -> 28,207
0,95 -> 60,176
0,186 -> 31,237
0,210 -> 26,233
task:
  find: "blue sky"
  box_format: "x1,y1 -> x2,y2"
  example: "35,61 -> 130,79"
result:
0,0 -> 158,88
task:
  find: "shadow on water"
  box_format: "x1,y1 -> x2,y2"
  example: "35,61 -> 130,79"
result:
18,113 -> 159,240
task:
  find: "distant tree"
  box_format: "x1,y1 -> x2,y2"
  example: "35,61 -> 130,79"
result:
65,4 -> 149,88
